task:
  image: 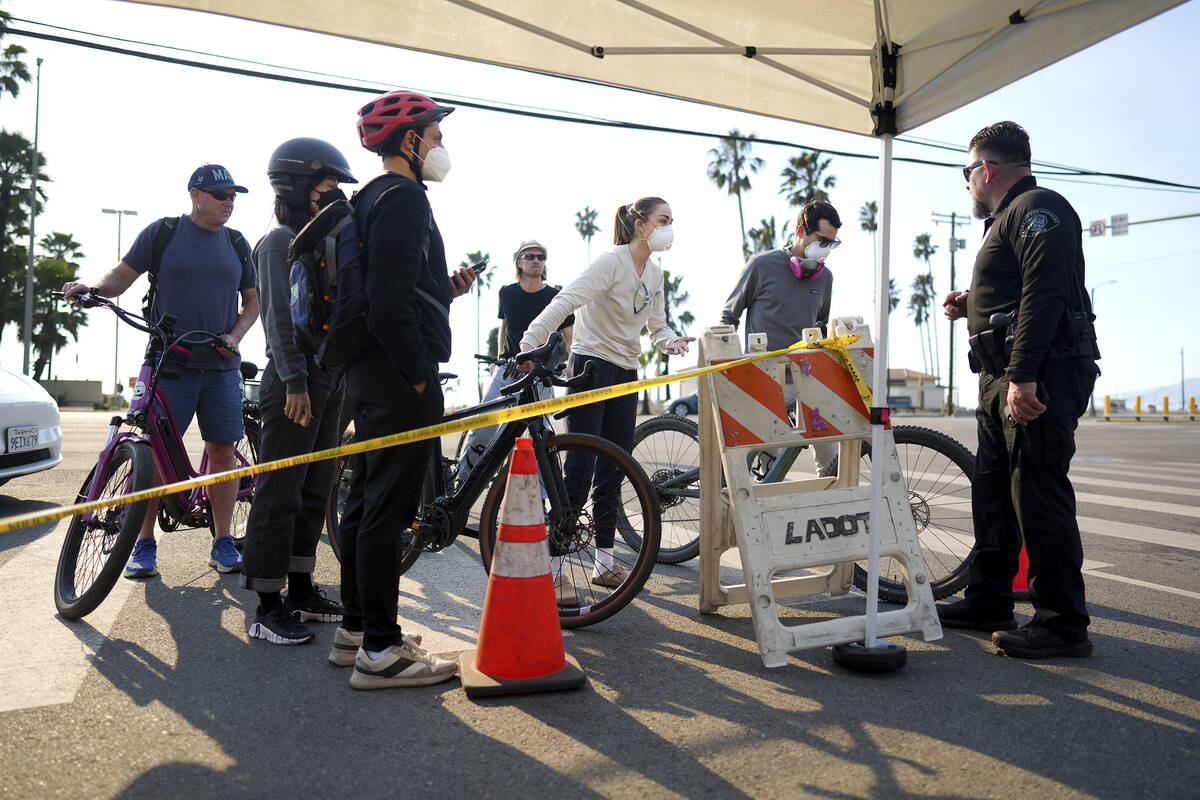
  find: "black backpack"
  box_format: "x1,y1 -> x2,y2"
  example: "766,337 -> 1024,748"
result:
141,215 -> 251,320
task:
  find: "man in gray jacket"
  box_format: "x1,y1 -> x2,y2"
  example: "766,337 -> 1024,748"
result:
720,200 -> 841,477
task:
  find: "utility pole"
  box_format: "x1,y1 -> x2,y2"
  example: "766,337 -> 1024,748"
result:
932,211 -> 970,415
23,58 -> 43,376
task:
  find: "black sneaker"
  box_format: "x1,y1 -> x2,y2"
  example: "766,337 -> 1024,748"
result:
937,598 -> 1018,632
284,585 -> 344,623
248,604 -> 315,645
992,623 -> 1092,659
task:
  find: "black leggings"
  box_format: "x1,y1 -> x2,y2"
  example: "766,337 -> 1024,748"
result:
554,354 -> 637,555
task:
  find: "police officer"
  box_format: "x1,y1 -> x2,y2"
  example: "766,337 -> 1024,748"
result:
939,121 -> 1100,659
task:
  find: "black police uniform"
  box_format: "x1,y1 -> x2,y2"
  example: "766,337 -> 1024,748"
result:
965,175 -> 1099,639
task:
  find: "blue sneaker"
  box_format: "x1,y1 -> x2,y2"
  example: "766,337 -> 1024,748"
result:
209,535 -> 243,573
124,539 -> 158,579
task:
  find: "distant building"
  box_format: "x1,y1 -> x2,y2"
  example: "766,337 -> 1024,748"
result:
887,368 -> 946,412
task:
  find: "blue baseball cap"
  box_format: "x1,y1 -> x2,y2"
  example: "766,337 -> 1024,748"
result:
187,164 -> 248,193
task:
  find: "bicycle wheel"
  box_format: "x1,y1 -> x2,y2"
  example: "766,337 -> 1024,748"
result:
324,431 -> 354,562
478,433 -> 660,629
624,414 -> 701,563
324,431 -> 430,578
54,440 -> 153,619
224,424 -> 258,551
852,426 -> 975,603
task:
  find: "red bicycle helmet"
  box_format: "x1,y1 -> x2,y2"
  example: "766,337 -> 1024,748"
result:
357,90 -> 455,153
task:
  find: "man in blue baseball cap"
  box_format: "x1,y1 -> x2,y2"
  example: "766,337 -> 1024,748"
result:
62,163 -> 259,579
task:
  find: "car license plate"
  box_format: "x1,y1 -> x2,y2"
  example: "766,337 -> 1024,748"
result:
6,426 -> 39,453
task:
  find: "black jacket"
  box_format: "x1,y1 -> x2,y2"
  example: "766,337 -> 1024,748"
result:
967,176 -> 1090,384
348,173 -> 451,404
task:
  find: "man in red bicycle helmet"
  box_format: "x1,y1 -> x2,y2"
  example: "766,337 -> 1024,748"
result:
334,89 -> 477,689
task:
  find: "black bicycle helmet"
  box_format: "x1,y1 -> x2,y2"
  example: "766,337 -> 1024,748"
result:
267,137 -> 357,205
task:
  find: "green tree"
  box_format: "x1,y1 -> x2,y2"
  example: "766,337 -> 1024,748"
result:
780,151 -> 836,208
888,277 -> 901,313
907,282 -> 931,375
912,233 -> 939,377
574,206 -> 600,262
17,233 -> 88,380
460,250 -> 492,398
746,216 -> 781,253
0,130 -> 50,346
0,8 -> 32,101
707,129 -> 764,259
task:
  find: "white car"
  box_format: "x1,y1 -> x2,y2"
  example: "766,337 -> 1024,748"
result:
0,367 -> 63,487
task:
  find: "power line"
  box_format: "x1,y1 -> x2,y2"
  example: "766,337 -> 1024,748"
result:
7,19 -> 1200,193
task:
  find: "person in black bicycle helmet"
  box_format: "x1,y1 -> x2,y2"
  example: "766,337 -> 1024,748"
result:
335,89 -> 476,689
242,137 -> 357,646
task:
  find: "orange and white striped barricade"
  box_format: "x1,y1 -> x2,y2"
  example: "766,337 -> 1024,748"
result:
698,320 -> 942,668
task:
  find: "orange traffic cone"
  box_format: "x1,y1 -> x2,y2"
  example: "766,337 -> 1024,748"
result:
1013,543 -> 1031,600
459,437 -> 586,698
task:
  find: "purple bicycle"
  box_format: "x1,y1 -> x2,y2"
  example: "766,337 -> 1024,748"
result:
52,291 -> 259,619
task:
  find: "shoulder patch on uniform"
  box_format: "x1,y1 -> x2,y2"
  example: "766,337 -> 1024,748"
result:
1018,208 -> 1061,238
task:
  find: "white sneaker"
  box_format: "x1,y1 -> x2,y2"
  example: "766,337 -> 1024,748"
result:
329,629 -> 421,667
554,575 -> 580,607
348,635 -> 457,690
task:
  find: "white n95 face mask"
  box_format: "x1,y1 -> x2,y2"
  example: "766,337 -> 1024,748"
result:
416,138 -> 452,182
646,224 -> 674,252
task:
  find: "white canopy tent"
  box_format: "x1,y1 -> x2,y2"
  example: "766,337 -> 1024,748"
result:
131,0 -> 1184,655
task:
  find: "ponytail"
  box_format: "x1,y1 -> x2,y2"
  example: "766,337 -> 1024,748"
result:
613,196 -> 667,245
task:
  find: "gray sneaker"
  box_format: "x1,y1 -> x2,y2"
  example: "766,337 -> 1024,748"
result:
329,628 -> 423,667
349,635 -> 457,690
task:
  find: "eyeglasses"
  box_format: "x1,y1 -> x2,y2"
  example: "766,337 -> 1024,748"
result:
812,235 -> 841,249
200,189 -> 237,202
520,253 -> 546,261
633,280 -> 650,314
962,161 -> 987,182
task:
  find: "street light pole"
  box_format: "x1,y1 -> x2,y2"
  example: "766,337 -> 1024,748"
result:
1088,279 -> 1117,415
101,208 -> 138,399
932,210 -> 971,415
22,57 -> 43,377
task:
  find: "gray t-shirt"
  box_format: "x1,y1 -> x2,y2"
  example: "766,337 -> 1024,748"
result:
124,214 -> 255,370
720,248 -> 833,351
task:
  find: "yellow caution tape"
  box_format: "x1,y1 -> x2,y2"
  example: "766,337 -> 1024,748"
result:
0,334 -> 864,534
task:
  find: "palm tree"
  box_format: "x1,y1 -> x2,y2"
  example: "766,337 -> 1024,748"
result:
779,151 -> 836,209
0,10 -> 32,101
20,233 -> 87,380
908,285 -> 931,375
0,130 -> 49,346
746,216 -> 780,254
707,129 -> 764,259
460,250 -> 492,399
574,206 -> 600,261
859,200 -> 878,269
912,233 -> 940,377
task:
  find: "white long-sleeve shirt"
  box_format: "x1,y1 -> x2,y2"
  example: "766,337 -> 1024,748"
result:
520,245 -> 680,370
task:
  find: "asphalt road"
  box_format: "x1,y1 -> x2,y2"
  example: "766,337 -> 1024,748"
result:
0,411 -> 1197,799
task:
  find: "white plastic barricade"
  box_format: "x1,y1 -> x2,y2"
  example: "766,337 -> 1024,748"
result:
698,321 -> 942,668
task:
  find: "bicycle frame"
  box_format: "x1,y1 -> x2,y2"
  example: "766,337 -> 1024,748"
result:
76,296 -> 254,530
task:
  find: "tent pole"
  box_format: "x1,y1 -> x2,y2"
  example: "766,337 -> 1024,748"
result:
865,132 -> 894,647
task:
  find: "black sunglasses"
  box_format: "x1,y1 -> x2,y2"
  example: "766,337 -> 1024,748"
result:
520,253 -> 546,261
200,189 -> 238,202
812,235 -> 841,249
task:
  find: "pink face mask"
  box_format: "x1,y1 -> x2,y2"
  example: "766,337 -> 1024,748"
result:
789,256 -> 825,280
788,239 -> 831,279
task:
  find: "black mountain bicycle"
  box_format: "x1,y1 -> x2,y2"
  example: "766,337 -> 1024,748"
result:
325,332 -> 661,628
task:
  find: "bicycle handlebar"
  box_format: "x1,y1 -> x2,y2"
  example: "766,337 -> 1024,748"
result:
501,331 -> 594,397
52,290 -> 229,354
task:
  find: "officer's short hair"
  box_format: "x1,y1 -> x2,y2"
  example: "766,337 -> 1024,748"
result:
970,121 -> 1031,166
797,200 -> 842,233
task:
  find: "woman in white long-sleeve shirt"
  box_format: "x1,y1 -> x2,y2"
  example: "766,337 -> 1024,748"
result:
520,196 -> 695,604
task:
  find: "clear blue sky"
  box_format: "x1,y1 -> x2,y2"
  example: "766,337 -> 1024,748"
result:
2,0 -> 1197,408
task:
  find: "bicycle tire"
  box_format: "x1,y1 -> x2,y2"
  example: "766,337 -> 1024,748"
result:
624,414 -> 701,563
324,431 -> 354,562
324,431 -> 427,579
477,433 -> 661,629
225,424 -> 258,551
54,440 -> 153,619
851,426 -> 975,603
